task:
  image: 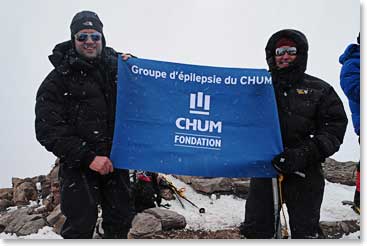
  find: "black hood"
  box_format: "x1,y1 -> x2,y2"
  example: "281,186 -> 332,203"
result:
48,40 -> 117,75
48,41 -> 74,69
265,29 -> 309,74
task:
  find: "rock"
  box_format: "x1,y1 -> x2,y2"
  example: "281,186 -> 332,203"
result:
18,218 -> 46,236
0,188 -> 13,200
160,188 -> 174,200
0,207 -> 46,236
151,228 -> 241,239
190,178 -> 233,194
12,181 -> 38,206
43,182 -> 60,212
11,178 -> 24,189
33,206 -> 48,214
320,220 -> 360,239
322,158 -> 357,186
47,160 -> 60,182
34,175 -> 51,199
46,204 -> 65,234
50,182 -> 60,205
128,212 -> 162,239
144,207 -> 186,230
42,197 -> 53,212
128,207 -> 186,239
42,161 -> 60,199
53,215 -> 66,235
173,175 -> 202,184
46,204 -> 63,225
0,199 -> 14,212
175,176 -> 250,196
10,160 -> 59,202
232,180 -> 251,199
0,213 -> 12,233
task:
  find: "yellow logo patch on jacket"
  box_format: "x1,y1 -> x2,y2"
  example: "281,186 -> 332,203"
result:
296,89 -> 309,95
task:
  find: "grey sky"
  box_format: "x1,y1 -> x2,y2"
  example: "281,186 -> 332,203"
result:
0,0 -> 361,187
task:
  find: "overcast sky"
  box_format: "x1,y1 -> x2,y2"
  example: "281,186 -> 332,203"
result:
0,0 -> 361,187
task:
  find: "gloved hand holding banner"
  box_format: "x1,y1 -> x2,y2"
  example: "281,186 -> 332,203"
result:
111,57 -> 282,178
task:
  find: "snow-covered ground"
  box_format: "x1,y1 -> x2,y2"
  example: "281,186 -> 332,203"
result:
0,227 -> 61,240
0,176 -> 360,240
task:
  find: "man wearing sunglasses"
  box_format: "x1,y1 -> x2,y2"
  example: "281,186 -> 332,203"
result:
240,29 -> 348,238
35,10 -> 134,239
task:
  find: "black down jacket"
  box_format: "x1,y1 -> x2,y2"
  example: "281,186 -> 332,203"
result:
35,41 -> 119,170
266,29 -> 348,165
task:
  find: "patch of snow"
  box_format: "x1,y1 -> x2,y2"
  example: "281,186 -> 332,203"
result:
0,227 -> 62,239
161,175 -> 245,231
341,231 -> 360,239
320,181 -> 360,221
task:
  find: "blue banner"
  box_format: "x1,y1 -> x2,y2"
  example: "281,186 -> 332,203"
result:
111,57 -> 282,178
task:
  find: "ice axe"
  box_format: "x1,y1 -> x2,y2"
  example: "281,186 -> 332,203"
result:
161,175 -> 205,213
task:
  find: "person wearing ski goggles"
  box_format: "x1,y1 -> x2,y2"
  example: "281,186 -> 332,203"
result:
274,43 -> 297,69
240,29 -> 347,239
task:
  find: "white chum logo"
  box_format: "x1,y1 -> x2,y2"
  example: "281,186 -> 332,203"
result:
174,92 -> 222,151
189,92 -> 211,115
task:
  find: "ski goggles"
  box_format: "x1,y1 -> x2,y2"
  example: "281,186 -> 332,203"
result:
275,47 -> 297,56
75,32 -> 102,42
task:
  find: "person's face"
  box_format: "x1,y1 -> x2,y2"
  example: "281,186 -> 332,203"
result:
74,29 -> 102,60
275,46 -> 297,69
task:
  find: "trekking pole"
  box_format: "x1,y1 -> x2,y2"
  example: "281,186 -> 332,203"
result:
175,189 -> 206,213
172,188 -> 185,209
277,175 -> 289,239
159,175 -> 185,208
272,177 -> 282,239
162,175 -> 205,213
273,172 -> 305,239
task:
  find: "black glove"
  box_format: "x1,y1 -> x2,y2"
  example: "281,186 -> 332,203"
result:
271,148 -> 308,175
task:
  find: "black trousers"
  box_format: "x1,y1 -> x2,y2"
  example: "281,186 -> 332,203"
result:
59,166 -> 134,239
241,165 -> 325,239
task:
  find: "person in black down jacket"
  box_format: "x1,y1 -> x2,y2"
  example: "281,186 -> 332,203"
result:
240,29 -> 348,239
35,10 -> 134,239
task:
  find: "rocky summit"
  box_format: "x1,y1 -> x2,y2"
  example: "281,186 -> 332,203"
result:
0,158 -> 359,239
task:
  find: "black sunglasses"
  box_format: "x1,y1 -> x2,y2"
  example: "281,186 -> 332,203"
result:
275,47 -> 297,56
75,32 -> 102,42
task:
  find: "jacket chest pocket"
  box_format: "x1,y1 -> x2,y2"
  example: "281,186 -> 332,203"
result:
289,89 -> 319,119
